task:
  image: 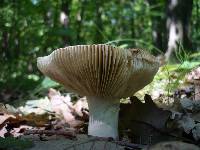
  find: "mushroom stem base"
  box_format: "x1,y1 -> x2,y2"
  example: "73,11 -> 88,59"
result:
87,96 -> 120,139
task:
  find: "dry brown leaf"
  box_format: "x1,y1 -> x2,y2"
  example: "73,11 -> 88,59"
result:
0,111 -> 52,137
0,113 -> 16,127
48,88 -> 75,124
48,88 -> 88,128
144,141 -> 199,150
73,97 -> 88,117
119,95 -> 172,144
120,95 -> 171,131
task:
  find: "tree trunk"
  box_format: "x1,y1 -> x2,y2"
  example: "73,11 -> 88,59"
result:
76,0 -> 86,44
60,0 -> 71,45
148,0 -> 165,54
1,31 -> 9,60
165,0 -> 193,60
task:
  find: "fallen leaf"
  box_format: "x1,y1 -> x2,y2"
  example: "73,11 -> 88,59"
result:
120,95 -> 171,132
73,97 -> 88,117
192,123 -> 200,141
144,141 -> 199,150
177,115 -> 195,134
119,95 -> 172,144
48,88 -> 89,128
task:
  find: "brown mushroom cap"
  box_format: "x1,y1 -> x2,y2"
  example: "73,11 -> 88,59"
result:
37,44 -> 160,98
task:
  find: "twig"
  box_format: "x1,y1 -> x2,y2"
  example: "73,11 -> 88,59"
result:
24,129 -> 76,138
114,140 -> 146,149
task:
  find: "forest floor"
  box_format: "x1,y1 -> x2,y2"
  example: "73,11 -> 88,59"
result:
0,63 -> 200,150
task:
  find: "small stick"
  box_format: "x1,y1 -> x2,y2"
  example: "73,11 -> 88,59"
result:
115,140 -> 146,149
24,129 -> 76,138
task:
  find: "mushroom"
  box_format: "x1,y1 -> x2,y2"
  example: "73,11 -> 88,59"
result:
37,44 -> 160,139
186,67 -> 200,101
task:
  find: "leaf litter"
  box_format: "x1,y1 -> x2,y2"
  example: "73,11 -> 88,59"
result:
0,84 -> 200,149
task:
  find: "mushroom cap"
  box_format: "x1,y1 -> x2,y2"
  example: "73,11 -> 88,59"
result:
37,44 -> 160,98
186,66 -> 200,84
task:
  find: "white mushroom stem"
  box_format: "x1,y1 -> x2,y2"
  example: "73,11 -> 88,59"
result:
87,96 -> 120,139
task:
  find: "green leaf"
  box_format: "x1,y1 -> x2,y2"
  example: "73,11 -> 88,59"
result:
41,77 -> 59,89
48,27 -> 73,36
